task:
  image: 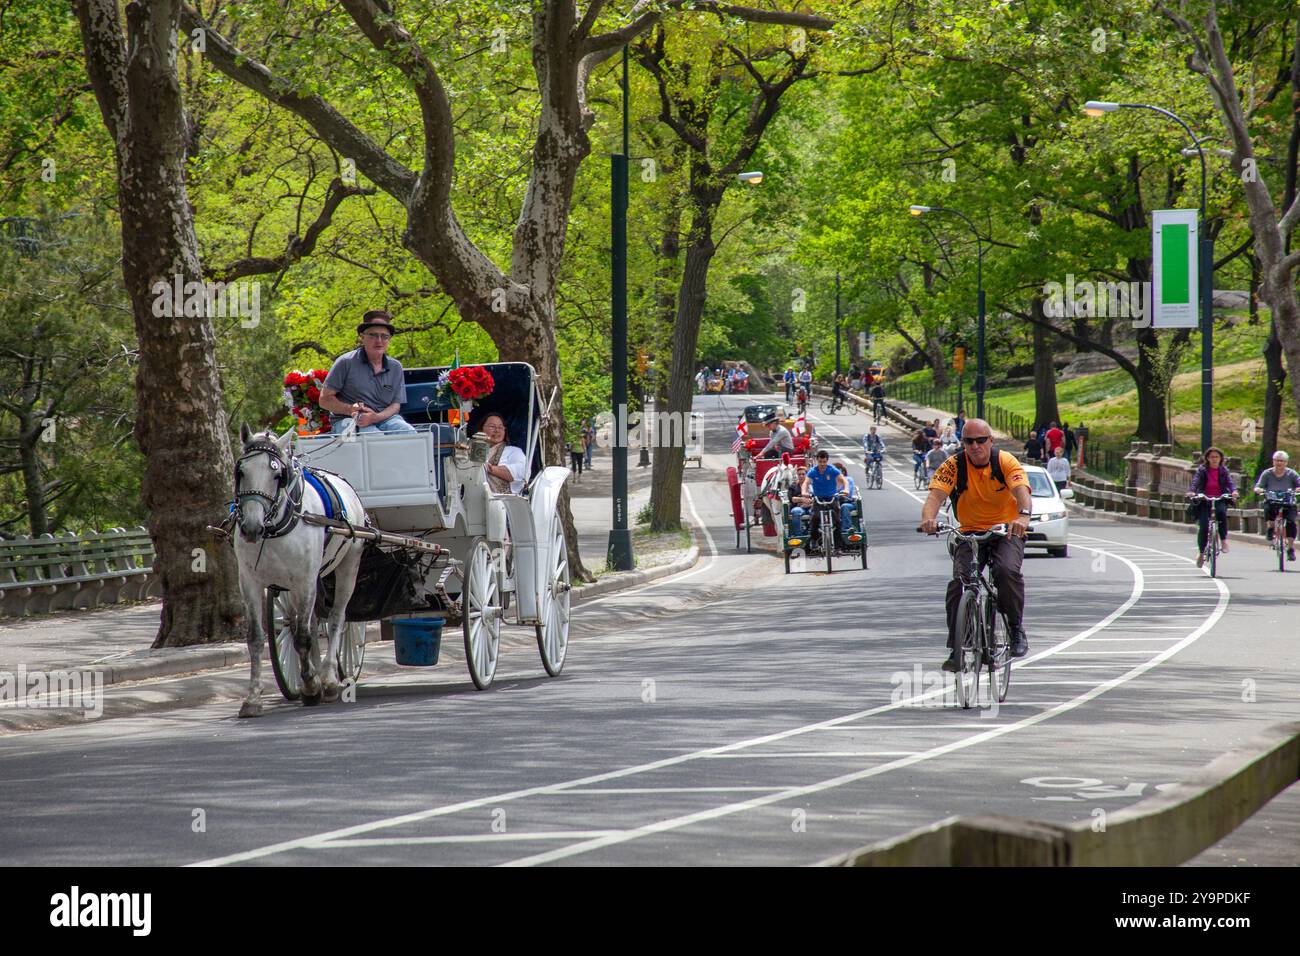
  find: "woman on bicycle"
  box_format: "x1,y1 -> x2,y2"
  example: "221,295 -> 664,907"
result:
1189,446 -> 1238,566
830,374 -> 847,410
1253,450 -> 1300,561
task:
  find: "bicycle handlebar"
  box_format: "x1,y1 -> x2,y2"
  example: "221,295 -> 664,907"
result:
916,522 -> 1009,541
1187,493 -> 1235,502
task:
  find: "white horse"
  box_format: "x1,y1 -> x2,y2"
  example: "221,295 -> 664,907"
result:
232,425 -> 366,717
758,458 -> 801,538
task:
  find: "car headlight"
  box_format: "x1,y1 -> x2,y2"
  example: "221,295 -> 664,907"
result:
1039,510 -> 1066,521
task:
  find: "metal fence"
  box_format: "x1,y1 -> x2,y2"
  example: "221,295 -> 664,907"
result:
888,382 -> 1032,440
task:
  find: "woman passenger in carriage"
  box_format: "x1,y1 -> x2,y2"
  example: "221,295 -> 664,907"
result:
481,414 -> 527,495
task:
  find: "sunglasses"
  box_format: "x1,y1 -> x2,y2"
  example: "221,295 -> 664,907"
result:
962,435 -> 991,445
363,332 -> 391,341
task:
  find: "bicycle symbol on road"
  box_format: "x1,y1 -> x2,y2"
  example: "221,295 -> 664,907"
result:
1020,776 -> 1179,801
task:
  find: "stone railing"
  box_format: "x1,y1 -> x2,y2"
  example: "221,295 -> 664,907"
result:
1068,467 -> 1268,535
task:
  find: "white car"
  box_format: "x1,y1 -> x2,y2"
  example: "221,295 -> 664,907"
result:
1022,464 -> 1071,557
934,462 -> 1071,557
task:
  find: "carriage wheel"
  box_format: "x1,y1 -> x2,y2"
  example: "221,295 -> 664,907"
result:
336,621 -> 366,685
462,538 -> 502,689
745,508 -> 752,553
265,588 -> 302,701
535,519 -> 571,677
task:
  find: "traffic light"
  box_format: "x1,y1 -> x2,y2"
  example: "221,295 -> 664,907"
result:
954,346 -> 966,374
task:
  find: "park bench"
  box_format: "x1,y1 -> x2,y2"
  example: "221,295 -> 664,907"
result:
0,527 -> 158,618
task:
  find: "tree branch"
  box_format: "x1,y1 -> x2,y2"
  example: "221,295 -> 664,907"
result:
179,5 -> 417,201
210,178 -> 375,282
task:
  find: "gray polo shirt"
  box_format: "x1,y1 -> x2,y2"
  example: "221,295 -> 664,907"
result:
323,347 -> 406,411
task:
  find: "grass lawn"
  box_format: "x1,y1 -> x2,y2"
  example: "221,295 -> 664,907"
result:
901,316 -> 1299,467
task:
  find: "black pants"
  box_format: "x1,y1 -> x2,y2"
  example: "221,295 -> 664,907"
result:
569,451 -> 583,474
945,535 -> 1025,647
1195,499 -> 1228,553
1264,503 -> 1298,540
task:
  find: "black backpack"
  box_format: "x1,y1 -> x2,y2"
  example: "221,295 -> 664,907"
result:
949,450 -> 1008,522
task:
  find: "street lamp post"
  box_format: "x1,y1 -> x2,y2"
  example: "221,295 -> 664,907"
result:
1083,100 -> 1213,452
608,46 -> 633,571
909,204 -> 986,419
834,270 -> 841,376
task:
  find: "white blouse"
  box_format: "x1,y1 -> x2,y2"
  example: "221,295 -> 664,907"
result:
489,445 -> 528,495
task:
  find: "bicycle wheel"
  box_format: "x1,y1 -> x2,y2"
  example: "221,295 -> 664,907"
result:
953,591 -> 981,709
1208,529 -> 1217,578
987,606 -> 1011,703
820,399 -> 836,415
872,461 -> 883,489
844,400 -> 858,416
913,466 -> 925,490
1278,525 -> 1285,572
824,520 -> 834,574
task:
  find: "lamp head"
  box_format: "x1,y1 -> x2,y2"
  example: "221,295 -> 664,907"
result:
1083,100 -> 1119,117
737,170 -> 763,185
908,205 -> 930,216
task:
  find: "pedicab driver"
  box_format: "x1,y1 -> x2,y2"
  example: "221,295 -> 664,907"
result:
918,419 -> 1033,672
756,414 -> 795,459
802,450 -> 855,542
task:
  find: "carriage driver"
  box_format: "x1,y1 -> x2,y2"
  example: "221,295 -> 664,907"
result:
320,310 -> 416,433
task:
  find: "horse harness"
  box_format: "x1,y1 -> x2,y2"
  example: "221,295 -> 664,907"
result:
234,440 -> 358,574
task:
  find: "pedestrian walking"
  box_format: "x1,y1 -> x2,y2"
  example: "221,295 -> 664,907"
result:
582,418 -> 594,468
1024,432 -> 1044,464
1046,445 -> 1071,490
568,438 -> 584,476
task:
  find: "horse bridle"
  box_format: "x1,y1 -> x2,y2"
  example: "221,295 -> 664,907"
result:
234,439 -> 304,539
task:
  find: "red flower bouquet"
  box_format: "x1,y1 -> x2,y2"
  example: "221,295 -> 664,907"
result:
283,369 -> 332,433
446,365 -> 494,403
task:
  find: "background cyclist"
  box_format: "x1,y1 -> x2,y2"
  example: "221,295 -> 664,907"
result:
1188,446 -> 1238,567
919,419 -> 1033,672
1253,449 -> 1300,562
863,426 -> 885,473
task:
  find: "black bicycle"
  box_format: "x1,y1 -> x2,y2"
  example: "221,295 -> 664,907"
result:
1261,489 -> 1296,572
923,521 -> 1012,709
872,397 -> 885,424
820,394 -> 858,416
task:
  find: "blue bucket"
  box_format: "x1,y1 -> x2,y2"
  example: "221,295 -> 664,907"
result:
392,618 -> 444,666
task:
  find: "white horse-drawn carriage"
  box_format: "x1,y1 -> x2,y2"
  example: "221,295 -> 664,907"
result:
229,361 -> 571,715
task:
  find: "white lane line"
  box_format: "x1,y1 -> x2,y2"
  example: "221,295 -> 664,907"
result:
562,787 -> 787,794
316,831 -> 624,847
705,751 -> 921,759
503,557 -> 1227,867
189,539 -> 1145,867
575,483 -> 718,610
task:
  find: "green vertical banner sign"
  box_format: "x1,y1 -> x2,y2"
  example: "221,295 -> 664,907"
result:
1151,209 -> 1198,328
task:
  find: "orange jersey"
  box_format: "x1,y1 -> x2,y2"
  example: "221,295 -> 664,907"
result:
929,450 -> 1028,531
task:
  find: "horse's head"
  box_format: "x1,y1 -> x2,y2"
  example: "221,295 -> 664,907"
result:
235,423 -> 294,540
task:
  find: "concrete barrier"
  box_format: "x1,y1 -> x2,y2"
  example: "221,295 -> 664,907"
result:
821,721 -> 1300,866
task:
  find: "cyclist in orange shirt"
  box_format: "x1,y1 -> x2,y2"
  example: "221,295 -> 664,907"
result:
920,419 -> 1034,671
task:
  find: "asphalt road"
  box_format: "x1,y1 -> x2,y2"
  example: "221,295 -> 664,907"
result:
1,391 -> 1297,866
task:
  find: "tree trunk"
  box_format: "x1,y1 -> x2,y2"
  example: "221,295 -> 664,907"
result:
76,0 -> 243,646
925,327 -> 950,389
18,413 -> 48,538
1031,295 -> 1060,426
1258,318 -> 1287,476
650,222 -> 715,532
